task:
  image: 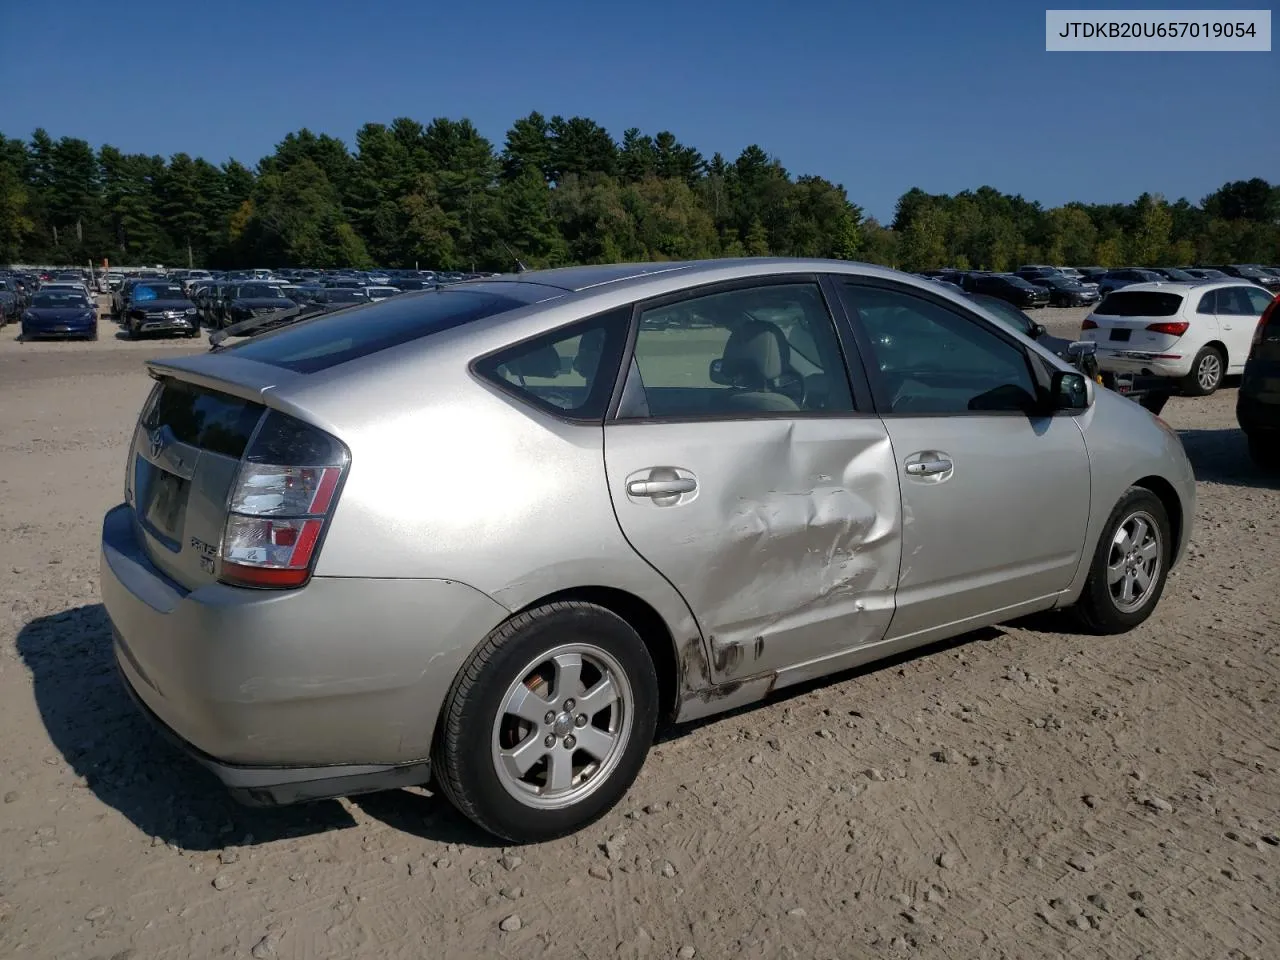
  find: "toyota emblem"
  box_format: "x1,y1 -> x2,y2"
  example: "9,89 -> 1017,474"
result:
149,429 -> 165,459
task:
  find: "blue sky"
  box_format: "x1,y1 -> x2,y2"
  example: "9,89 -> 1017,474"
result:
1,0 -> 1275,220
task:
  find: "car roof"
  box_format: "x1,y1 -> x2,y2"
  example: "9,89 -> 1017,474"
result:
1103,281 -> 1244,295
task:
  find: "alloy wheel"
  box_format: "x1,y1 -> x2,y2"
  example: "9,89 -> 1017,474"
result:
1106,510 -> 1163,613
491,643 -> 632,810
1196,352 -> 1222,391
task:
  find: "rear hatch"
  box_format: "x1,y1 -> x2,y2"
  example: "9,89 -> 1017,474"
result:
1083,290 -> 1189,353
126,376 -> 267,590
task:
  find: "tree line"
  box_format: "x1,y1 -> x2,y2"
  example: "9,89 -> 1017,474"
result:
1,115 -> 1276,272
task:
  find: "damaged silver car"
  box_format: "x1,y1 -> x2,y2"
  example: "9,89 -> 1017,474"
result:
100,259 -> 1195,842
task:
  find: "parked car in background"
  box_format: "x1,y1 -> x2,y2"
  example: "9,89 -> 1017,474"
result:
1077,267 -> 1109,282
123,281 -> 201,339
1081,282 -> 1276,395
100,258 -> 1196,841
21,289 -> 98,340
1202,264 -> 1280,292
1025,274 -> 1101,307
216,282 -> 296,330
1180,267 -> 1229,280
1237,292 -> 1280,469
311,288 -> 370,308
1097,269 -> 1166,296
363,285 -> 402,302
963,272 -> 1050,308
1149,268 -> 1200,282
1055,267 -> 1086,282
0,284 -> 19,325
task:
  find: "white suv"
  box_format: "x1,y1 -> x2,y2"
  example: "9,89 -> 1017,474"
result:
1080,282 -> 1277,395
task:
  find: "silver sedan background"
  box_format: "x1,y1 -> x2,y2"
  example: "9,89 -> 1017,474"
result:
100,258 -> 1195,842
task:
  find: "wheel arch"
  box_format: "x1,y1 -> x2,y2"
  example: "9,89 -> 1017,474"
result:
1133,474 -> 1184,564
511,586 -> 685,729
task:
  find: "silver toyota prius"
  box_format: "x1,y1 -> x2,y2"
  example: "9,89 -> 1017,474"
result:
100,258 -> 1196,842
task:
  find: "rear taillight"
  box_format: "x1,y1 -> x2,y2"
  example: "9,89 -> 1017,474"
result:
1081,318 -> 1098,330
1145,321 -> 1189,336
219,411 -> 349,589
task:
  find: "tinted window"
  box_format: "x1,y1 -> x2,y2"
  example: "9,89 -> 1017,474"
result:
841,284 -> 1037,415
142,380 -> 265,457
1244,287 -> 1276,315
617,282 -> 854,419
32,293 -> 90,308
238,284 -> 287,299
1097,292 -> 1184,317
476,309 -> 630,420
227,287 -> 539,374
1217,286 -> 1258,316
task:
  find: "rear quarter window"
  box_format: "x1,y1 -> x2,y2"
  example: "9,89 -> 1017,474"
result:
223,286 -> 551,373
1096,292 -> 1184,317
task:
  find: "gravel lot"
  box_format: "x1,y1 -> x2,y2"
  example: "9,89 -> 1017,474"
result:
1,304 -> 1277,960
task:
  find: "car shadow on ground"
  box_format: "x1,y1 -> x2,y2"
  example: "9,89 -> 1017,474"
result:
1178,427 -> 1280,490
18,603 -> 508,849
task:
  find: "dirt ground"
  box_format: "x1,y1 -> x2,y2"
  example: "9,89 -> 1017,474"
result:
0,304 -> 1277,960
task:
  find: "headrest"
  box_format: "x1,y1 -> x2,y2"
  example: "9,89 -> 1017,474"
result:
507,344 -> 562,379
720,318 -> 789,384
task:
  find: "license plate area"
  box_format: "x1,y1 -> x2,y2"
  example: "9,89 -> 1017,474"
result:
1109,328 -> 1131,342
135,455 -> 189,551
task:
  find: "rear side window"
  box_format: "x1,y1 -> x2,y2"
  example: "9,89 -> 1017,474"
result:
1097,291 -> 1183,317
225,287 -> 545,373
142,379 -> 265,457
1217,287 -> 1259,316
474,308 -> 630,421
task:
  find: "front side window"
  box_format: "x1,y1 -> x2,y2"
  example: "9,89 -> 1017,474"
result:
1217,287 -> 1257,316
617,282 -> 854,419
840,283 -> 1038,415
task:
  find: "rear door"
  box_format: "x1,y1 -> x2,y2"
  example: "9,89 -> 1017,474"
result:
603,277 -> 902,684
833,278 -> 1091,642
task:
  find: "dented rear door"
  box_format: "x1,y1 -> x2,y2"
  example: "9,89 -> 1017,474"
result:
603,278 -> 902,685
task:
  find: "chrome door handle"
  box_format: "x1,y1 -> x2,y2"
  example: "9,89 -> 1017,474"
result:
627,478 -> 697,497
905,459 -> 953,477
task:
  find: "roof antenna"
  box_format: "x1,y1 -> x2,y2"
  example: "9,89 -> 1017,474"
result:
500,240 -> 528,274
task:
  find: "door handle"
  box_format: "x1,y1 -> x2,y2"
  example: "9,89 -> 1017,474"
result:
905,459 -> 953,477
627,477 -> 697,498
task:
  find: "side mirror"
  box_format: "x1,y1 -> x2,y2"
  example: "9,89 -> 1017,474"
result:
1051,370 -> 1092,411
1066,340 -> 1098,359
708,357 -> 730,385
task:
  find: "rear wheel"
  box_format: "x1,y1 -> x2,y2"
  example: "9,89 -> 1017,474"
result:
432,601 -> 658,843
1074,487 -> 1171,635
1247,433 -> 1280,470
1182,346 -> 1224,396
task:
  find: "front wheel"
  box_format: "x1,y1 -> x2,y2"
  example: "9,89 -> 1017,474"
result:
1182,346 -> 1224,396
432,601 -> 658,843
1073,487 -> 1172,635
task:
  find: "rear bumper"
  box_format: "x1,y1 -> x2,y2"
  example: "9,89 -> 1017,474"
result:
100,503 -> 510,790
1094,350 -> 1191,379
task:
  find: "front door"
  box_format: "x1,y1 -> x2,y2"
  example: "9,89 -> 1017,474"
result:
604,278 -> 902,683
834,279 -> 1091,642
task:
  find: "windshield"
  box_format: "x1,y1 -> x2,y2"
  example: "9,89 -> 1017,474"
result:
239,284 -> 287,299
33,292 -> 91,308
134,284 -> 185,300
1097,291 -> 1184,317
1001,275 -> 1037,290
225,287 -> 534,374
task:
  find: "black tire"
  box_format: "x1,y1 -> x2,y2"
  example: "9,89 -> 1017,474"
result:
1182,345 -> 1225,396
1074,487 -> 1172,635
432,601 -> 659,843
1247,433 -> 1280,470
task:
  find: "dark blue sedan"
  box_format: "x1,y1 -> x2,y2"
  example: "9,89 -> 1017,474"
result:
21,290 -> 99,341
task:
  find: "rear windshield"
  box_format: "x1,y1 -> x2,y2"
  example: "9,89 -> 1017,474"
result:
224,285 -> 552,373
1097,291 -> 1184,317
142,379 -> 265,457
